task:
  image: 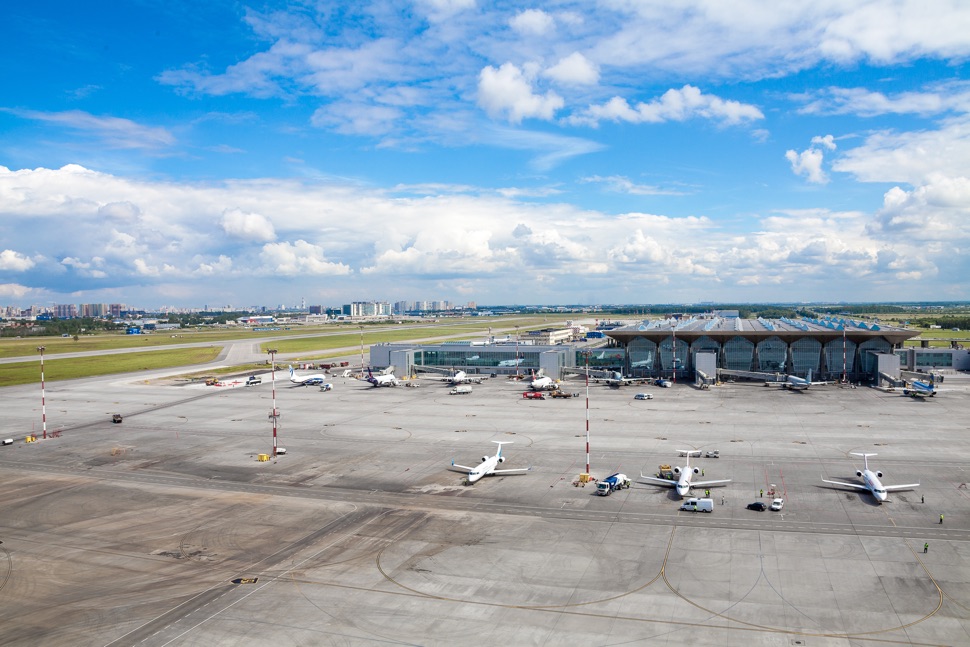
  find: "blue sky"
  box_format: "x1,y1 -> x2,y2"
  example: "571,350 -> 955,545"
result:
2,1 -> 970,310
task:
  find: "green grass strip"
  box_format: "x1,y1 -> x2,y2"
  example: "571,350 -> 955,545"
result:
0,347 -> 222,387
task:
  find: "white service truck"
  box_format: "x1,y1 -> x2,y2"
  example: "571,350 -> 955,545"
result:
679,497 -> 714,512
449,385 -> 473,395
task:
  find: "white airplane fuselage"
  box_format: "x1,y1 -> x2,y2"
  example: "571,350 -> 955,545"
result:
468,454 -> 504,483
861,469 -> 889,502
289,366 -> 327,386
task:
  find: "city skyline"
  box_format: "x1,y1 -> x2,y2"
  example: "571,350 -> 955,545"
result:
2,2 -> 970,307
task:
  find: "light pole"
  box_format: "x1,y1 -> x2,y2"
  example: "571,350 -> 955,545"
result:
37,346 -> 47,439
268,349 -> 278,458
359,326 -> 365,374
583,350 -> 591,476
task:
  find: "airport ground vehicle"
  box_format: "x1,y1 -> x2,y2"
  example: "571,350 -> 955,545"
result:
2,439 -> 13,445
634,393 -> 653,400
596,473 -> 631,496
204,377 -> 219,386
705,450 -> 720,458
522,391 -> 545,400
679,497 -> 713,512
245,376 -> 262,386
656,464 -> 674,480
655,379 -> 672,388
111,414 -> 123,423
450,385 -> 473,395
770,498 -> 785,511
319,383 -> 333,391
549,390 -> 574,398
747,502 -> 767,511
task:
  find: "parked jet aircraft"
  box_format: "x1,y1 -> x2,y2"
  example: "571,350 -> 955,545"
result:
903,379 -> 937,397
435,370 -> 486,384
449,441 -> 530,483
821,452 -> 919,503
776,369 -> 827,391
639,450 -> 731,498
526,370 -> 558,391
288,365 -> 328,386
365,367 -> 400,387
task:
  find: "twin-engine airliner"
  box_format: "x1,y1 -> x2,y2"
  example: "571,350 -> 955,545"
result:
821,453 -> 919,503
449,441 -> 530,484
639,450 -> 731,498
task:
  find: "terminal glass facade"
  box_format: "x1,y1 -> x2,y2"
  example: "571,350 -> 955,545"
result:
790,337 -> 822,376
627,337 -> 657,375
916,352 -> 953,368
659,336 -> 689,378
858,338 -> 891,375
756,336 -> 787,372
723,336 -> 755,371
824,338 -> 856,378
690,336 -> 720,372
412,348 -> 542,371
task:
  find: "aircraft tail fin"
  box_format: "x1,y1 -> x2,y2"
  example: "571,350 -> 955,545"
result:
492,440 -> 512,457
850,452 -> 876,469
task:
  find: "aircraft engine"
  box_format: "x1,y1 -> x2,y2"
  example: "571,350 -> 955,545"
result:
498,456 -> 505,463
856,470 -> 864,478
692,467 -> 700,475
672,466 -> 682,476
876,471 -> 883,478
482,456 -> 489,463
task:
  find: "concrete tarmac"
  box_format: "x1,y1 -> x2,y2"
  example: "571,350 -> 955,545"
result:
1,369 -> 969,646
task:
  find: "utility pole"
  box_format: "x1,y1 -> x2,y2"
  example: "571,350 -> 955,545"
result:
584,350 -> 591,475
268,349 -> 278,457
37,346 -> 47,439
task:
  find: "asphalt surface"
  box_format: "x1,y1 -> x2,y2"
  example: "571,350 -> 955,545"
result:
1,365 -> 969,646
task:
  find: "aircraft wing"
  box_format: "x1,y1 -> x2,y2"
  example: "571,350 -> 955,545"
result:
820,477 -> 868,490
491,467 -> 530,475
449,462 -> 476,473
691,478 -> 731,487
883,482 -> 920,491
639,474 -> 676,487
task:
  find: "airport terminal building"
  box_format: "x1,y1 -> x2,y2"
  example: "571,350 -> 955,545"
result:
370,315 -> 969,383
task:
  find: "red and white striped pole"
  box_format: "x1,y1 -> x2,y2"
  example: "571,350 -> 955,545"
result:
37,346 -> 47,439
584,350 -> 591,475
268,349 -> 278,457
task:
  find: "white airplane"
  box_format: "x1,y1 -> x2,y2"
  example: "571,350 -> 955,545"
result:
639,450 -> 731,498
364,367 -> 400,387
526,370 -> 558,391
449,441 -> 530,483
903,379 -> 937,397
821,453 -> 920,503
425,369 -> 486,385
775,369 -> 826,391
498,358 -> 524,367
288,365 -> 329,386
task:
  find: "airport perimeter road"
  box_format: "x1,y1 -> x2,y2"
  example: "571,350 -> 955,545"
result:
1,372 -> 969,646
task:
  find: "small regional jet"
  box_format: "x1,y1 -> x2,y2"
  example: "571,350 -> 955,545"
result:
821,453 -> 920,503
288,365 -> 329,386
364,367 -> 400,387
776,369 -> 827,391
449,441 -> 530,483
903,379 -> 937,397
639,450 -> 731,498
422,368 -> 487,385
525,369 -> 558,391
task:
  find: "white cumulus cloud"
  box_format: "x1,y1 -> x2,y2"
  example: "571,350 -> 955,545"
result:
569,85 -> 763,127
477,63 -> 564,123
0,249 -> 36,271
260,240 -> 352,276
220,208 -> 277,242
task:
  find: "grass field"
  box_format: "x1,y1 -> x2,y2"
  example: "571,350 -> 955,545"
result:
0,347 -> 221,387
